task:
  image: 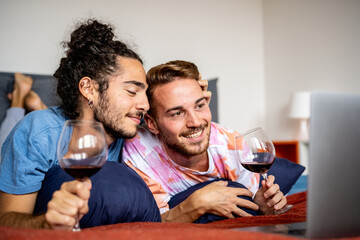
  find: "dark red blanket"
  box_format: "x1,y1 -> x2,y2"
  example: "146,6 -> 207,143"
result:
0,192 -> 359,240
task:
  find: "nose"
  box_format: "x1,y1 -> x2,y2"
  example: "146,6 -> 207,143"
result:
186,110 -> 201,128
136,92 -> 150,112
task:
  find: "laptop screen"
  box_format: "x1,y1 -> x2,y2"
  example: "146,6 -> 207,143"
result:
307,92 -> 360,238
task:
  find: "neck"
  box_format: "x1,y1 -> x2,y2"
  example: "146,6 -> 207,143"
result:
77,105 -> 115,147
164,144 -> 209,172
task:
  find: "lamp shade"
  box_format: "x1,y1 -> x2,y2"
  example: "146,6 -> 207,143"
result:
289,91 -> 311,119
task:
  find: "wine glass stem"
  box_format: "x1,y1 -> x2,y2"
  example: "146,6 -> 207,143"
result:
73,211 -> 80,231
261,173 -> 268,181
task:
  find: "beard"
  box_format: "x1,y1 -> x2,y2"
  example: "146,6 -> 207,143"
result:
160,123 -> 211,157
93,93 -> 139,139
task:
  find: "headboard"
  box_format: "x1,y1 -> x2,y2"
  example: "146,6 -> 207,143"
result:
0,72 -> 58,124
0,72 -> 219,124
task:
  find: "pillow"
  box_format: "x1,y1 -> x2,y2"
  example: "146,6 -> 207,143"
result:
168,179 -> 258,223
260,157 -> 305,195
34,162 -> 161,228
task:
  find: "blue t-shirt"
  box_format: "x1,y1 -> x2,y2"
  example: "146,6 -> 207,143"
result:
0,106 -> 123,194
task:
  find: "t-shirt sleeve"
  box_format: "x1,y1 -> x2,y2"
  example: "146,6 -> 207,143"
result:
0,118 -> 55,194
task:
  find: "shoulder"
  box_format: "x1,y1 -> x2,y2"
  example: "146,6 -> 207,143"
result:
23,106 -> 65,128
2,106 -> 66,159
124,125 -> 160,154
209,122 -> 239,150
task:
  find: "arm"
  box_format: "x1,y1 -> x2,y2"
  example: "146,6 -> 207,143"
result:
253,175 -> 288,215
161,181 -> 259,223
0,179 -> 91,230
0,191 -> 48,228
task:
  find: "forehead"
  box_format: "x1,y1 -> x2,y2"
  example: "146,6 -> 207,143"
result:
152,78 -> 203,110
109,56 -> 146,85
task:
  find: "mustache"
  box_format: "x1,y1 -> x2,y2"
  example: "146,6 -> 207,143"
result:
181,123 -> 208,136
127,111 -> 145,119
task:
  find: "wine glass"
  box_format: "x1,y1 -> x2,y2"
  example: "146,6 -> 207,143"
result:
57,120 -> 108,231
235,127 -> 292,214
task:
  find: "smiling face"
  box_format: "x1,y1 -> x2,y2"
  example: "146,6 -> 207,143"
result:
147,78 -> 212,158
94,57 -> 149,139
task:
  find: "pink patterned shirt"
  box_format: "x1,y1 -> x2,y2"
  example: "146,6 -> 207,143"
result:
123,122 -> 260,213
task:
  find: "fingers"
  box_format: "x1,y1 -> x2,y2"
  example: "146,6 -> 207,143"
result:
207,180 -> 228,187
231,206 -> 253,217
197,79 -> 212,103
45,180 -> 91,230
233,197 -> 259,212
274,196 -> 287,210
233,187 -> 254,198
202,182 -> 258,217
198,79 -> 208,91
62,178 -> 92,200
262,175 -> 275,188
263,182 -> 280,199
263,183 -> 287,210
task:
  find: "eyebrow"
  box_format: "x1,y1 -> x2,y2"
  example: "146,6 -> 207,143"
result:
124,80 -> 146,89
166,97 -> 207,113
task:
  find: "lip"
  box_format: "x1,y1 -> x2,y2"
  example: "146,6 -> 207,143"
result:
128,115 -> 141,124
183,129 -> 205,142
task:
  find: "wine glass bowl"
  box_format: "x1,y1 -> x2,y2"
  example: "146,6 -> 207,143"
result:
57,119 -> 108,231
236,127 -> 275,179
235,127 -> 292,214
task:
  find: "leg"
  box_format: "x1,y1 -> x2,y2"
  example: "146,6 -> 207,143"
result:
9,73 -> 33,108
25,91 -> 47,111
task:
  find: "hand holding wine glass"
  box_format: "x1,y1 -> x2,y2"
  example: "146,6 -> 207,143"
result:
235,127 -> 292,215
57,120 -> 108,231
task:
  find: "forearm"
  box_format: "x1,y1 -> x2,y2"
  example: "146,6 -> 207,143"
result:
0,212 -> 49,229
160,196 -> 206,223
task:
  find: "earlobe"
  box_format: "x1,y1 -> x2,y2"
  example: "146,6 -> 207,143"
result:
144,114 -> 159,134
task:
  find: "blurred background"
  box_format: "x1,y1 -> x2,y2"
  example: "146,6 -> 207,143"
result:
1,0 -> 359,140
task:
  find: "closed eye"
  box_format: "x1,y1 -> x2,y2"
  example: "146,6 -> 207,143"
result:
170,111 -> 184,117
127,90 -> 136,96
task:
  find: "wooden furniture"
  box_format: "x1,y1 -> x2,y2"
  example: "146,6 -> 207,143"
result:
273,140 -> 300,164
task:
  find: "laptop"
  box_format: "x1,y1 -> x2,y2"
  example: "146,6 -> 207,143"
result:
237,91 -> 360,239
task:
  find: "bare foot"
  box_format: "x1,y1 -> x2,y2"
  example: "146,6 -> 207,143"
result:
25,91 -> 47,111
10,73 -> 33,108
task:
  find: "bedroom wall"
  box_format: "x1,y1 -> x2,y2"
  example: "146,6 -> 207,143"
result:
263,0 -> 360,140
0,0 -> 265,133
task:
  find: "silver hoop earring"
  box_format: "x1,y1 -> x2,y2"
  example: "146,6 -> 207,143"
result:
89,100 -> 94,109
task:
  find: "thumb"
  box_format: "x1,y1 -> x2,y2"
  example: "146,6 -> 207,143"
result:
82,177 -> 92,190
214,180 -> 228,186
261,179 -> 268,190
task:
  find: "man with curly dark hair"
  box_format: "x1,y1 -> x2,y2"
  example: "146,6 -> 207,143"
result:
0,19 -> 161,230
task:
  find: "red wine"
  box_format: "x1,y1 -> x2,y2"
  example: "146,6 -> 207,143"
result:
241,162 -> 272,174
64,165 -> 101,179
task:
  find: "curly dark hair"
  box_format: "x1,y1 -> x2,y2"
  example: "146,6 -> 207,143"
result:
54,19 -> 143,119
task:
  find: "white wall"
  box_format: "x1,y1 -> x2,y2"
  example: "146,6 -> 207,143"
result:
2,0 -> 359,140
263,0 -> 360,140
0,0 -> 265,133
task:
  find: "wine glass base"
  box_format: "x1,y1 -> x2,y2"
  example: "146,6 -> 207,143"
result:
72,227 -> 81,232
275,204 -> 293,215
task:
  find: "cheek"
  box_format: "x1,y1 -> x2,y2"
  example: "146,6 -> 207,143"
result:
159,120 -> 184,136
201,108 -> 212,123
